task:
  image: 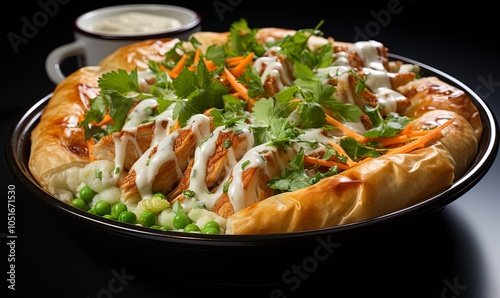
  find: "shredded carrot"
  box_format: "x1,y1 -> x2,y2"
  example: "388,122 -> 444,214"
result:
172,54 -> 188,74
225,55 -> 245,67
399,123 -> 414,135
224,67 -> 249,100
408,130 -> 429,137
193,48 -> 201,65
230,52 -> 254,77
94,114 -> 113,126
328,140 -> 357,167
78,113 -> 85,124
376,135 -> 409,147
86,138 -> 96,162
386,118 -> 455,155
376,122 -> 435,147
203,58 -> 219,72
188,56 -> 218,72
171,119 -> 180,132
225,55 -> 244,63
325,114 -> 371,143
159,64 -> 178,79
303,155 -> 351,171
162,54 -> 189,79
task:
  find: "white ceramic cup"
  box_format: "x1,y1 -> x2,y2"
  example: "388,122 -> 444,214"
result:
45,4 -> 201,84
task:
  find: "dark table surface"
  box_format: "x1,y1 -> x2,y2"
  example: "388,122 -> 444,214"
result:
3,1 -> 499,297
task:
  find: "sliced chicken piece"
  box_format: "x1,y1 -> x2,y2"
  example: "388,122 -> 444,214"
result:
334,40 -> 390,71
253,52 -> 295,97
168,128 -> 254,200
120,114 -> 212,202
91,120 -> 170,170
332,70 -> 414,119
387,70 -> 417,89
211,144 -> 294,218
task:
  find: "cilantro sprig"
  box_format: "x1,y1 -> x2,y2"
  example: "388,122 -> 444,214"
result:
251,98 -> 301,147
80,68 -> 148,140
268,20 -> 333,70
168,59 -> 228,127
267,147 -> 338,193
226,18 -> 266,57
363,105 -> 413,138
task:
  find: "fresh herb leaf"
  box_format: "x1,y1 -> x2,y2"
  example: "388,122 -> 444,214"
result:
81,68 -> 145,139
340,137 -> 381,160
269,20 -> 333,69
227,18 -> 266,57
363,105 -> 412,138
171,59 -> 228,126
251,98 -> 300,146
98,68 -> 142,95
267,147 -> 338,193
237,68 -> 267,98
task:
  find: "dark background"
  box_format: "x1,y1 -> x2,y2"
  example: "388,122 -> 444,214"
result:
2,1 -> 499,297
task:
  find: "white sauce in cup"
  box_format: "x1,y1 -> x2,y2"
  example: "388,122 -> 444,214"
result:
89,12 -> 183,35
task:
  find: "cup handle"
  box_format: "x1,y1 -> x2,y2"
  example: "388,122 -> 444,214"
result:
45,40 -> 86,84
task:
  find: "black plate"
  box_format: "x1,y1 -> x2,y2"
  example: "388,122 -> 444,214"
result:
6,54 -> 499,285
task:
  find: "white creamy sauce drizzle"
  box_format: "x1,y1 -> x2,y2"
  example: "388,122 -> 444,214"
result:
316,40 -> 408,130
130,114 -> 212,198
253,46 -> 294,91
350,40 -> 386,71
337,72 -> 357,106
363,68 -> 406,115
297,128 -> 332,146
131,131 -> 178,198
183,126 -> 255,210
316,65 -> 350,78
227,144 -> 277,212
89,12 -> 183,35
112,133 -> 142,180
188,127 -> 223,209
123,98 -> 158,129
332,51 -> 350,66
137,69 -> 156,92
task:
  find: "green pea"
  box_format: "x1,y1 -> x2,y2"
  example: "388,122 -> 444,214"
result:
118,211 -> 137,224
79,185 -> 97,203
103,214 -> 114,220
152,192 -> 166,200
111,202 -> 127,219
203,227 -> 220,234
71,198 -> 90,211
138,210 -> 156,227
160,225 -> 173,231
88,207 -> 96,215
204,221 -> 220,232
172,213 -> 192,229
150,225 -> 161,230
94,200 -> 111,216
184,223 -> 200,233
